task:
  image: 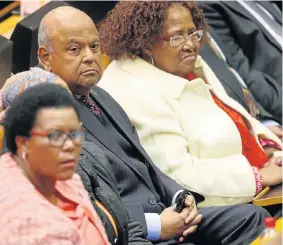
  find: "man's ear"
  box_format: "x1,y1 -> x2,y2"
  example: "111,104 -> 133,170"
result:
38,46 -> 52,72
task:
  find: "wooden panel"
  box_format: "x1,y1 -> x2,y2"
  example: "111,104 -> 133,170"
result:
0,1 -> 20,19
253,184 -> 282,207
0,15 -> 21,36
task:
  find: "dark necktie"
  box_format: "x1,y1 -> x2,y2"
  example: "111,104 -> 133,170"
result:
79,95 -> 101,115
78,95 -> 105,124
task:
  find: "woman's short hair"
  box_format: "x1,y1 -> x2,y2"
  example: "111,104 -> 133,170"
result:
4,83 -> 80,154
99,1 -> 206,60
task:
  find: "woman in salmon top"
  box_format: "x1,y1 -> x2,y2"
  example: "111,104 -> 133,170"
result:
0,83 -> 109,245
98,1 -> 283,207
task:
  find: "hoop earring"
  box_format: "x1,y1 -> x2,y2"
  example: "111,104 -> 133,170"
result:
150,56 -> 155,66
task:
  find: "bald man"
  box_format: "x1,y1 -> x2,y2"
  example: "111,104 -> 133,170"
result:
38,6 -> 103,95
38,6 -> 270,245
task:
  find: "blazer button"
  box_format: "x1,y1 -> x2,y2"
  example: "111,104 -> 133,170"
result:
144,160 -> 150,167
148,197 -> 156,205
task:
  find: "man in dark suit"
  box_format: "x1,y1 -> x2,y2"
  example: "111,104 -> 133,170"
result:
198,1 -> 282,125
37,6 -> 270,245
199,29 -> 282,138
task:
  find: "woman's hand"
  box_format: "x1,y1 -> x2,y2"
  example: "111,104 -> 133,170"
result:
260,161 -> 282,187
267,156 -> 282,167
264,146 -> 281,159
264,156 -> 282,167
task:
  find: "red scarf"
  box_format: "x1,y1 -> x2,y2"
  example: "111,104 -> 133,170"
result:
187,73 -> 267,168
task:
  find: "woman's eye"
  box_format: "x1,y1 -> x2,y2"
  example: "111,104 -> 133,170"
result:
49,132 -> 62,140
173,36 -> 184,42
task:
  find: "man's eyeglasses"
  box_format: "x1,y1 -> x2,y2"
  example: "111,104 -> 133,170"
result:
163,30 -> 204,48
30,129 -> 85,147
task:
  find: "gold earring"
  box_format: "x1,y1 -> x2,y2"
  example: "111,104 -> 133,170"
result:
150,56 -> 155,65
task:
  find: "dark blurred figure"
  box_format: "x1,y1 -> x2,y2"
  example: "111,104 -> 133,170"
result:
67,1 -> 117,24
0,1 -> 10,9
198,1 -> 282,124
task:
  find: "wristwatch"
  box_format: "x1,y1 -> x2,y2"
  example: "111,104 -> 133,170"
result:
175,190 -> 193,213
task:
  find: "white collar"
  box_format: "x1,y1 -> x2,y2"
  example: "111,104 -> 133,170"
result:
113,56 -> 209,99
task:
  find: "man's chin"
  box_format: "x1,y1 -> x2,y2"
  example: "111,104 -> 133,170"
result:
72,81 -> 96,95
74,86 -> 93,96
81,74 -> 100,85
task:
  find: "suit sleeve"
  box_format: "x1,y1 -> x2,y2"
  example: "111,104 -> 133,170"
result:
199,2 -> 282,123
128,221 -> 154,245
132,126 -> 184,202
256,100 -> 281,124
147,154 -> 204,205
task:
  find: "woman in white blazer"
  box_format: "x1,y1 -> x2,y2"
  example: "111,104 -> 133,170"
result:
98,1 -> 283,207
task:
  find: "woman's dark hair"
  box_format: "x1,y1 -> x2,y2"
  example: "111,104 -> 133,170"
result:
99,1 -> 206,60
4,83 -> 80,154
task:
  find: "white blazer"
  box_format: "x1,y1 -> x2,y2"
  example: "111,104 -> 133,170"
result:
98,56 -> 282,207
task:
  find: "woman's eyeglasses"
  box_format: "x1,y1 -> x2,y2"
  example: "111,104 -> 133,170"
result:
30,129 -> 85,147
163,30 -> 204,48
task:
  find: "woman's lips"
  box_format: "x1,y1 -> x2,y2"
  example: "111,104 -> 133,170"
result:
60,159 -> 76,168
182,54 -> 196,60
81,69 -> 98,76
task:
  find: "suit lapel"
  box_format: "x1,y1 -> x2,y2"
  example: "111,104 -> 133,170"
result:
79,93 -> 154,189
200,45 -> 249,111
208,29 -> 234,63
79,101 -> 127,163
223,1 -> 281,51
257,1 -> 282,25
91,90 -> 154,165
